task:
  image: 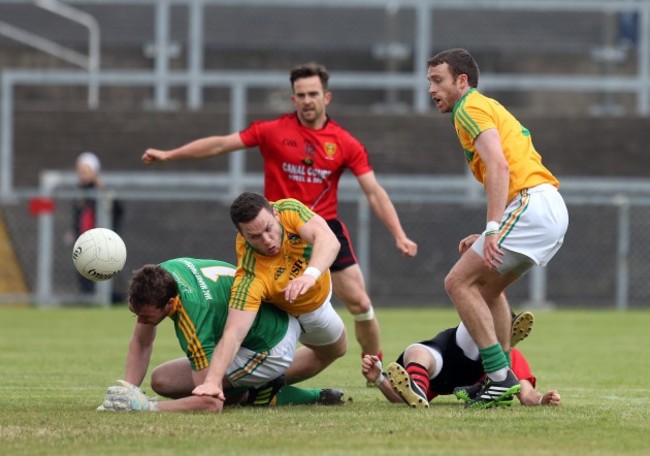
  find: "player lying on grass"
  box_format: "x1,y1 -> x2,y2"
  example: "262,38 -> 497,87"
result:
98,258 -> 343,412
361,312 -> 561,409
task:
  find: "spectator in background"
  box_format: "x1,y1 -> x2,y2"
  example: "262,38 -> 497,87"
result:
142,62 -> 418,373
65,151 -> 124,300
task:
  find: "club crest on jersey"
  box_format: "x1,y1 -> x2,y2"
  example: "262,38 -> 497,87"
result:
324,142 -> 337,159
304,141 -> 316,157
274,267 -> 286,280
287,233 -> 301,244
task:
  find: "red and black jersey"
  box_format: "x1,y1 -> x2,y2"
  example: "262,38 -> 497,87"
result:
239,112 -> 373,220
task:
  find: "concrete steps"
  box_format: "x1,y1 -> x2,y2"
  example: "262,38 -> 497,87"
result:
11,107 -> 649,189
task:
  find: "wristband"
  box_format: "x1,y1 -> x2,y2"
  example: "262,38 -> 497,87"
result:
373,359 -> 385,386
303,266 -> 321,280
484,220 -> 500,236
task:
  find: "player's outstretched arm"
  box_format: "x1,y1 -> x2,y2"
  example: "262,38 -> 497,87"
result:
122,322 -> 157,387
142,133 -> 246,164
192,308 -> 257,400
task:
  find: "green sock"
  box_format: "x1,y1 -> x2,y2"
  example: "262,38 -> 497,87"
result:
505,349 -> 511,367
479,343 -> 509,373
274,385 -> 321,406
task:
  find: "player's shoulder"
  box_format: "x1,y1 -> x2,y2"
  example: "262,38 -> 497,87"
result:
273,198 -> 308,212
248,112 -> 294,129
273,198 -> 315,221
325,116 -> 357,138
458,89 -> 486,109
466,89 -> 504,113
268,112 -> 300,127
279,112 -> 299,121
163,257 -> 233,269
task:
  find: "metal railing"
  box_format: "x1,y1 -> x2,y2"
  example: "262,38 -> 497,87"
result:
1,1 -> 650,308
7,170 -> 646,309
0,0 -> 100,107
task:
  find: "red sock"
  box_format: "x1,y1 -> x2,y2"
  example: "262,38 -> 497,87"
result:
406,362 -> 430,394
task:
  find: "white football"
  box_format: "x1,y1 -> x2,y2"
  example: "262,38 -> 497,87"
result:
72,228 -> 127,281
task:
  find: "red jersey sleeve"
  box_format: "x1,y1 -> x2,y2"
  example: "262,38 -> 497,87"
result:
511,348 -> 537,388
239,119 -> 267,148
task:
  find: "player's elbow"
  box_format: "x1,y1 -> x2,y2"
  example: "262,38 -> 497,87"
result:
495,159 -> 510,177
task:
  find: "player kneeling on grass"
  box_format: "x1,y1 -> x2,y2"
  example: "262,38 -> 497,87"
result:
98,258 -> 344,412
361,312 -> 560,409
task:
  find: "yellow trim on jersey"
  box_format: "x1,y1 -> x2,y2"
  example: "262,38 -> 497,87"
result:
452,89 -> 559,202
173,297 -> 210,370
230,198 -> 332,315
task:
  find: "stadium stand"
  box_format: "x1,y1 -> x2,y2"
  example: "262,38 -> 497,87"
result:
1,1 -> 647,307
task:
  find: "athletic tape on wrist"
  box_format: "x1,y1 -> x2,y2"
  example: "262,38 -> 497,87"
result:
303,266 -> 321,280
373,360 -> 385,386
484,220 -> 500,235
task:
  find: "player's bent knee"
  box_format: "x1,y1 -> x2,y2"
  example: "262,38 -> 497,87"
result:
150,372 -> 170,396
353,306 -> 375,322
444,272 -> 462,297
339,292 -> 372,315
329,331 -> 348,359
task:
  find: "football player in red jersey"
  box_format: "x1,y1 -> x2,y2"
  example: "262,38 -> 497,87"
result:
142,62 -> 418,374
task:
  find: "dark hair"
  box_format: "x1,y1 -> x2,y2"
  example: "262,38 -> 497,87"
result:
230,192 -> 274,230
128,264 -> 178,313
427,48 -> 479,88
290,62 -> 330,91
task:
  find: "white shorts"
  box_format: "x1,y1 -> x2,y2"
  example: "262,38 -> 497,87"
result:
226,315 -> 301,388
296,297 -> 346,347
472,184 -> 569,272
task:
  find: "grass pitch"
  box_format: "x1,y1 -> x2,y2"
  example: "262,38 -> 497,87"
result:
1,306 -> 649,455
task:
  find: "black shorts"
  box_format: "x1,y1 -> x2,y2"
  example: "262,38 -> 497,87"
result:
395,327 -> 484,396
326,219 -> 358,272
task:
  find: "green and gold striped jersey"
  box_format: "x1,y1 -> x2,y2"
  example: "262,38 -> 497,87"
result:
230,198 -> 332,315
160,258 -> 288,371
452,88 -> 559,201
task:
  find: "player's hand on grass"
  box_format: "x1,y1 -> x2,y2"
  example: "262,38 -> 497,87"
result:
540,389 -> 561,406
97,379 -> 159,412
192,381 -> 225,401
